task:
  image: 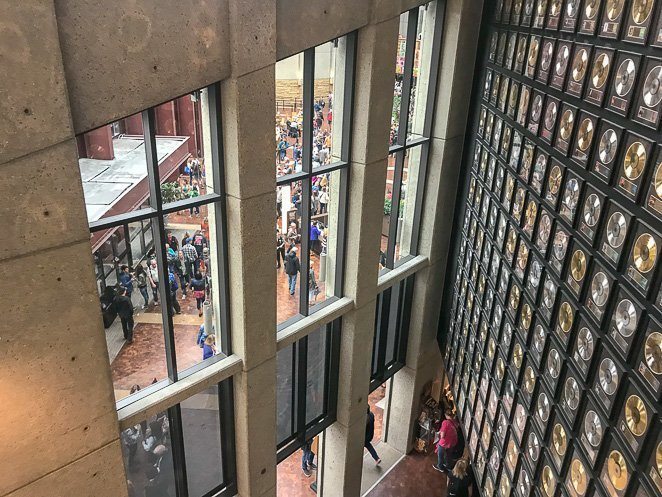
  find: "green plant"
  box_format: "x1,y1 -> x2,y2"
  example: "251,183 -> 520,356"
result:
384,195 -> 392,215
160,182 -> 184,203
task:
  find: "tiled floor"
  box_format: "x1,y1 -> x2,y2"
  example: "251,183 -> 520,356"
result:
365,449 -> 445,497
275,387 -> 386,497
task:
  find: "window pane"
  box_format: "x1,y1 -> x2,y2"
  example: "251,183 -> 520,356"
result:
309,170 -> 341,308
276,53 -> 305,178
121,412 -> 175,497
77,112 -> 150,223
312,38 -> 349,167
305,326 -> 327,424
276,345 -> 295,445
163,206 -> 227,373
391,14 -> 409,146
181,387 -> 224,497
407,4 -> 437,142
277,181 -> 303,324
381,154 -> 398,269
93,220 -> 170,402
395,145 -> 423,262
156,88 -> 218,201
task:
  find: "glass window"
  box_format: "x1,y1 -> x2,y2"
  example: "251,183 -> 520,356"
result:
77,111 -> 150,223
120,380 -> 234,497
370,275 -> 415,391
80,83 -> 231,405
396,145 -> 424,261
275,34 -> 356,326
383,2 -> 442,270
180,387 -> 224,497
276,320 -> 341,460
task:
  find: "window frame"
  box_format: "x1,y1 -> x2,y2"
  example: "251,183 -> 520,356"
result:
370,274 -> 416,392
383,1 -> 446,270
276,32 -> 357,330
276,319 -> 342,463
84,83 -> 233,401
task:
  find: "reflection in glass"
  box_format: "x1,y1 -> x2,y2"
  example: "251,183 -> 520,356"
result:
181,387 -> 224,497
407,5 -> 437,142
121,411 -> 175,497
381,154 -> 398,268
306,327 -> 327,424
276,345 -> 295,445
396,146 -> 423,262
391,15 -> 409,146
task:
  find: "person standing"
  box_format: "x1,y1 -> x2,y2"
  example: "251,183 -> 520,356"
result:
174,251 -> 189,299
309,261 -> 319,303
447,459 -> 474,497
276,230 -> 286,269
365,406 -> 381,465
202,334 -> 216,360
114,287 -> 134,342
310,221 -> 321,255
284,247 -> 300,296
301,439 -> 316,477
433,409 -> 463,473
135,264 -> 150,309
168,269 -> 181,315
118,265 -> 134,297
319,187 -> 329,214
147,259 -> 159,304
190,272 -> 206,317
182,238 -> 198,275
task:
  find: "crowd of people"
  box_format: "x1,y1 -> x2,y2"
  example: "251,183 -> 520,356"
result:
275,94 -> 336,304
113,226 -> 214,339
122,389 -> 176,497
276,97 -> 334,177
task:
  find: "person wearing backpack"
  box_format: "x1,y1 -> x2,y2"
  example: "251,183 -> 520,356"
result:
433,409 -> 463,474
284,247 -> 301,296
168,269 -> 181,315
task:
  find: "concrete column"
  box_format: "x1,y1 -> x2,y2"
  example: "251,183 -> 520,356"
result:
320,16 -> 399,497
0,2 -> 128,496
386,0 -> 484,454
221,48 -> 278,496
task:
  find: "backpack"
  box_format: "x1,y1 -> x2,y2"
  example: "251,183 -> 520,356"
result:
169,273 -> 178,292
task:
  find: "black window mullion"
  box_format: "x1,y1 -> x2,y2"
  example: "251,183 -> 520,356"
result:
296,335 -> 309,443
376,288 -> 392,381
334,167 -> 349,297
324,318 -> 342,420
123,224 -> 133,267
300,179 -> 311,314
168,405 -> 190,497
290,344 -> 297,438
302,49 -> 315,174
143,108 -> 179,379
396,7 -> 419,147
386,150 -> 406,268
340,32 -> 357,163
218,379 -> 237,490
208,82 -> 233,355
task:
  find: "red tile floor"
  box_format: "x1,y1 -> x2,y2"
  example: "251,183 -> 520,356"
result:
275,387 -> 386,496
365,450 -> 446,497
